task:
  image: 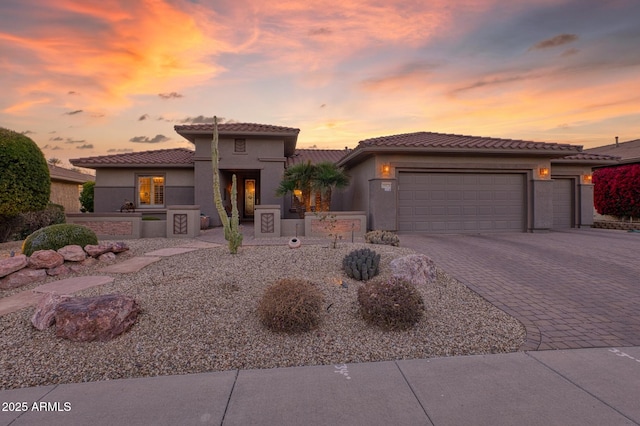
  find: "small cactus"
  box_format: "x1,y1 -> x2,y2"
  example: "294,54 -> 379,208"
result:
364,230 -> 399,247
343,248 -> 380,281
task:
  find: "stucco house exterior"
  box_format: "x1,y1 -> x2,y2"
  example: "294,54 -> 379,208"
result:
70,122 -> 618,235
48,164 -> 95,213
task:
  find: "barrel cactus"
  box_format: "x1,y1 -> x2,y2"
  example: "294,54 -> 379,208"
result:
342,248 -> 380,281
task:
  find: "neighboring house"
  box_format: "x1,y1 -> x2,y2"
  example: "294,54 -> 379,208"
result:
70,123 -> 619,234
584,138 -> 640,166
48,164 -> 95,213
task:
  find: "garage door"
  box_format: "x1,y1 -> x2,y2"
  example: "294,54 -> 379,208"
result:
398,172 -> 525,233
552,178 -> 574,229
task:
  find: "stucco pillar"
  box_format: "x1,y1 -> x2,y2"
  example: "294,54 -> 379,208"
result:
531,179 -> 553,232
579,183 -> 594,227
368,179 -> 397,231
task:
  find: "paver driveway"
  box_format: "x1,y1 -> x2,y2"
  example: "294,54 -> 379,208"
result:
399,228 -> 640,351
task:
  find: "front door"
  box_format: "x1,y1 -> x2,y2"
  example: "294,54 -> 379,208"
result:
244,179 -> 256,217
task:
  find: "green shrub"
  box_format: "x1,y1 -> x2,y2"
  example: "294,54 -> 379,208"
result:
22,223 -> 98,256
142,216 -> 161,221
357,277 -> 424,330
364,230 -> 400,246
258,278 -> 323,333
79,181 -> 95,213
343,248 -> 380,281
0,127 -> 51,242
14,203 -> 66,240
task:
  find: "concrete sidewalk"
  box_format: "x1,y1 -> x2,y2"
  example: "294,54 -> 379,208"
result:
2,346 -> 639,426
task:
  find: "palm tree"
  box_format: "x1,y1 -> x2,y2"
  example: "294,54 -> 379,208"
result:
312,161 -> 350,212
275,161 -> 315,218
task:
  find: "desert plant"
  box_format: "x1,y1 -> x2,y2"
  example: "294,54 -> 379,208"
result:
343,248 -> 380,281
357,277 -> 425,330
211,116 -> 242,254
257,278 -> 323,333
0,127 -> 51,242
22,223 -> 98,256
364,230 -> 400,247
79,181 -> 95,213
13,203 -> 66,240
275,161 -> 315,218
312,161 -> 350,212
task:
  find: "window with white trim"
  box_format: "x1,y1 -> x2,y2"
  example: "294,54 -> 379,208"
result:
138,175 -> 165,207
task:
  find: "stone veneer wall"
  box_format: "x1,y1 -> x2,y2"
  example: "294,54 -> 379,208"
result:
66,213 -> 141,239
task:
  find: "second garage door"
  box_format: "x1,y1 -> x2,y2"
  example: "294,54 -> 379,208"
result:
398,172 -> 526,233
552,178 -> 574,228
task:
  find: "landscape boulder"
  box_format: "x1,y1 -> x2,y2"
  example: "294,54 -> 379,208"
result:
46,264 -> 71,277
28,250 -> 64,270
0,268 -> 47,290
31,293 -> 70,330
54,294 -> 140,342
84,242 -> 129,258
84,243 -> 113,257
0,254 -> 28,278
57,245 -> 87,262
390,254 -> 437,286
98,252 -> 116,262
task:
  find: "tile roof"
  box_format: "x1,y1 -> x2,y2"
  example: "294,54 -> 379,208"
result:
174,122 -> 300,134
70,148 -> 194,168
48,165 -> 94,183
555,153 -> 620,161
358,131 -> 581,152
584,139 -> 640,163
287,149 -> 350,166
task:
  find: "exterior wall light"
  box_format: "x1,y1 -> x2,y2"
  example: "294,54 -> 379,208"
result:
381,164 -> 391,175
538,167 -> 550,178
582,174 -> 593,184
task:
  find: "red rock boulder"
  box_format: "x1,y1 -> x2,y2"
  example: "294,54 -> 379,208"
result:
31,293 -> 70,330
0,254 -> 28,278
57,245 -> 87,262
0,268 -> 47,290
54,294 -> 140,342
28,250 -> 64,269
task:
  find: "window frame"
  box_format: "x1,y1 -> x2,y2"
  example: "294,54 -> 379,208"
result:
137,174 -> 166,208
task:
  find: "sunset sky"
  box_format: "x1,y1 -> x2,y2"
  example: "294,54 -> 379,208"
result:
1,0 -> 639,166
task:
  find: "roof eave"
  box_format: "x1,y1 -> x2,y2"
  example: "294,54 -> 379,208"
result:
337,146 -> 582,168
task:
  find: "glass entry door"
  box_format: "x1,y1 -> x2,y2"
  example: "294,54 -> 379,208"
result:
244,179 -> 256,217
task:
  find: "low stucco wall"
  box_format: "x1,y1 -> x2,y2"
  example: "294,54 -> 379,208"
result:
304,211 -> 366,238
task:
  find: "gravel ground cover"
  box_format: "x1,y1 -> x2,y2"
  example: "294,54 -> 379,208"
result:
0,238 -> 525,390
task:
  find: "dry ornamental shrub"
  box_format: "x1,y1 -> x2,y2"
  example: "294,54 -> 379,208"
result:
364,230 -> 400,246
258,278 -> 324,333
357,277 -> 425,330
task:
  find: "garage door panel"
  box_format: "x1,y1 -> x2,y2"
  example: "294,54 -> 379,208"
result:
398,172 -> 525,233
552,178 -> 573,228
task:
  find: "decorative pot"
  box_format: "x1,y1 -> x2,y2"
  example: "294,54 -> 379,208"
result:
288,238 -> 301,249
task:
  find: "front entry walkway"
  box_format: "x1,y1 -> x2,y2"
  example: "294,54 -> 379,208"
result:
399,229 -> 640,351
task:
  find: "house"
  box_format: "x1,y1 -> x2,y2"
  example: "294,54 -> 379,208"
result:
48,164 -> 95,213
335,132 -> 618,233
584,138 -> 640,166
70,122 -> 619,236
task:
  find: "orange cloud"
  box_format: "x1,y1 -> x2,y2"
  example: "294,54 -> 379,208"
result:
2,0 -> 223,113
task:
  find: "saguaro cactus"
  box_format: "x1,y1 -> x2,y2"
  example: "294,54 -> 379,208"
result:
211,116 -> 243,254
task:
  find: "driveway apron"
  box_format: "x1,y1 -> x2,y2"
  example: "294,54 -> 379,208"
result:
399,229 -> 640,351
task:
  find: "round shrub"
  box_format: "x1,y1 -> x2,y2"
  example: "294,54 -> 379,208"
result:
0,128 -> 50,242
22,223 -> 98,256
357,277 -> 424,330
0,128 -> 50,218
258,278 -> 323,333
